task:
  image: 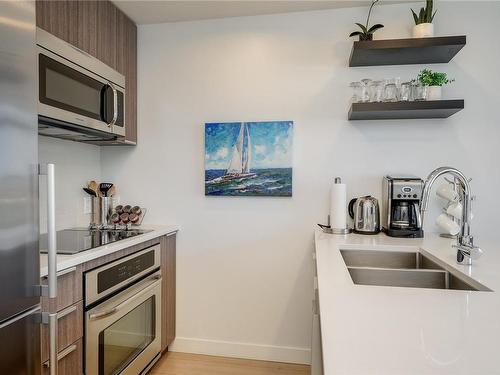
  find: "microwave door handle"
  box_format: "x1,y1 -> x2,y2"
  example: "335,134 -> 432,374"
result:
107,83 -> 118,129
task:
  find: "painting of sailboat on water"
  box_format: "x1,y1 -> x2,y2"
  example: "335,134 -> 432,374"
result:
205,121 -> 293,197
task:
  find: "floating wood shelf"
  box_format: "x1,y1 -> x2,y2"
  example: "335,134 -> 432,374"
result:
348,100 -> 464,120
349,35 -> 466,67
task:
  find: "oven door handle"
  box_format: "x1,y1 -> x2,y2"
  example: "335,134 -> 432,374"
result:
88,274 -> 161,321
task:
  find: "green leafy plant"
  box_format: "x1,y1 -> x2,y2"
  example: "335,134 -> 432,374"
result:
411,0 -> 437,25
417,69 -> 454,86
349,0 -> 384,41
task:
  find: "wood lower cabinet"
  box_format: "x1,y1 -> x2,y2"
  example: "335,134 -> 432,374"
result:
41,266 -> 84,375
161,234 -> 177,351
41,301 -> 84,362
39,234 -> 176,373
36,0 -> 137,145
41,265 -> 82,314
42,339 -> 83,375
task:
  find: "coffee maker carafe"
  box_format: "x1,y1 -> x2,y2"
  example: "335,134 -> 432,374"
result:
382,175 -> 424,238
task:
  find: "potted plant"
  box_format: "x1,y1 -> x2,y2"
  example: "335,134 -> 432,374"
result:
417,69 -> 454,100
349,0 -> 384,41
411,0 -> 437,38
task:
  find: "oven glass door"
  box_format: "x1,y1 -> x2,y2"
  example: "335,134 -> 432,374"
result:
100,296 -> 155,375
86,274 -> 162,375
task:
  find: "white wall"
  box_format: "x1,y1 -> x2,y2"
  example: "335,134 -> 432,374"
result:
39,136 -> 101,232
101,1 -> 500,363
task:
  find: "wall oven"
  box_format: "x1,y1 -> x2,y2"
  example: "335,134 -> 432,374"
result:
37,27 -> 126,142
85,245 -> 162,375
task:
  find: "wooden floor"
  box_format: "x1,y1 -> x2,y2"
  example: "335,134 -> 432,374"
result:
149,352 -> 311,375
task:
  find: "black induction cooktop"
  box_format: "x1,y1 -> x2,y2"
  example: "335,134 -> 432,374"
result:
39,228 -> 152,255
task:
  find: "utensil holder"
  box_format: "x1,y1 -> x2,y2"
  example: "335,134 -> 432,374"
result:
90,197 -> 114,229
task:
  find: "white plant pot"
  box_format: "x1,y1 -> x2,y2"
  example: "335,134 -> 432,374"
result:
426,86 -> 442,100
413,23 -> 434,38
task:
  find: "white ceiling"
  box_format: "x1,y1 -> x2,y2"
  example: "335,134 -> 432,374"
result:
113,0 -> 413,25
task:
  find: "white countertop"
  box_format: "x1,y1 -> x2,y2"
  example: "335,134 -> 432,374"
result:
40,225 -> 179,277
314,230 -> 500,374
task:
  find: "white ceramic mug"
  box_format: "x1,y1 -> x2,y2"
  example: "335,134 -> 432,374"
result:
436,183 -> 459,202
436,213 -> 460,236
446,202 -> 463,219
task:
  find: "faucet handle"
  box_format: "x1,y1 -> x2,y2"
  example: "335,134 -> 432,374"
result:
453,242 -> 483,264
469,245 -> 483,260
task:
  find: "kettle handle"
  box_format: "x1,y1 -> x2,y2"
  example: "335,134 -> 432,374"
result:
348,198 -> 357,219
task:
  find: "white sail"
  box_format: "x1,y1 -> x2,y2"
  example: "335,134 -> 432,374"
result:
226,124 -> 244,174
243,124 -> 251,173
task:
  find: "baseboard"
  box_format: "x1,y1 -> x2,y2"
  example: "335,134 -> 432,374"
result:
169,337 -> 311,365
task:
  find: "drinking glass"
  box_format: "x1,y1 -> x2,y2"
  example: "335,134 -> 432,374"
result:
412,83 -> 427,101
369,80 -> 384,102
383,83 -> 398,102
360,78 -> 372,102
399,82 -> 412,101
349,82 -> 363,103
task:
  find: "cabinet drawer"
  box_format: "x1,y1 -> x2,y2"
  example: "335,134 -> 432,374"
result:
42,265 -> 83,312
41,301 -> 83,362
42,338 -> 83,375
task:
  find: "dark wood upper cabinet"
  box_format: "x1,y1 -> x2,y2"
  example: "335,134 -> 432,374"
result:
96,0 -> 117,69
75,1 -> 98,57
124,17 -> 138,144
36,0 -> 78,46
36,0 -> 137,145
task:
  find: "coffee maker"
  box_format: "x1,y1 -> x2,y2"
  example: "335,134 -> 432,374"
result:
382,175 -> 424,238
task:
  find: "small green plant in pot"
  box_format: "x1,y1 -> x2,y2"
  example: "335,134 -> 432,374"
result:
411,0 -> 436,38
417,69 -> 454,100
349,0 -> 384,41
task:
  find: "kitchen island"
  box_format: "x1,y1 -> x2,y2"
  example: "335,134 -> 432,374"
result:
314,229 -> 500,374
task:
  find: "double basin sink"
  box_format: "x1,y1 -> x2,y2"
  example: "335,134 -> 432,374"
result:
341,249 -> 491,291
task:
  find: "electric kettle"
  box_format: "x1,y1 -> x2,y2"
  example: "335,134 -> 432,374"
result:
348,196 -> 380,234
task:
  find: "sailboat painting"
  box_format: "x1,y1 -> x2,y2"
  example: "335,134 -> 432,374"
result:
205,121 -> 293,196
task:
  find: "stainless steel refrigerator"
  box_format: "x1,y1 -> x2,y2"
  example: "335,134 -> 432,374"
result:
0,2 -> 41,373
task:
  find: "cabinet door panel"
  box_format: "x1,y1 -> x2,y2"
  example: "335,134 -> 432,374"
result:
161,234 -> 177,351
96,0 -> 117,68
125,16 -> 137,144
36,0 -> 78,46
76,0 -> 98,57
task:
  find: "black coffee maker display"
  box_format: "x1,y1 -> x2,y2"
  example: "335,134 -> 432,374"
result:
382,175 -> 424,238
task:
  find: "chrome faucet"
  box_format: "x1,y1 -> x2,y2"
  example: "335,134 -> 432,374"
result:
420,167 -> 482,265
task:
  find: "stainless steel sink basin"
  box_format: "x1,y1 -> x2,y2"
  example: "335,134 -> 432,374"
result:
341,249 -> 442,270
341,249 -> 491,292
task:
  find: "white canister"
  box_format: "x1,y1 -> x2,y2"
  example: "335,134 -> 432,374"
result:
426,86 -> 442,100
413,23 -> 434,38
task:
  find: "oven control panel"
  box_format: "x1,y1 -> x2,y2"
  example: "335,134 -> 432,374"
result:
85,244 -> 161,306
97,250 -> 155,293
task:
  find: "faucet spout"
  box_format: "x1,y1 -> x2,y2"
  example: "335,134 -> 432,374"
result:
420,167 -> 480,265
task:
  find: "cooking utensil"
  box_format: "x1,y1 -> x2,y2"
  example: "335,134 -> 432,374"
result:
88,180 -> 99,195
348,196 -> 380,234
99,182 -> 113,197
83,187 -> 97,197
107,185 -> 116,197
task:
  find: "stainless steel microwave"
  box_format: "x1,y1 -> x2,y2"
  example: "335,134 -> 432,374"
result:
37,28 -> 126,142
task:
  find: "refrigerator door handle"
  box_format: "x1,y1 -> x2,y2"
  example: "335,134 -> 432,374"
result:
39,163 -> 58,375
